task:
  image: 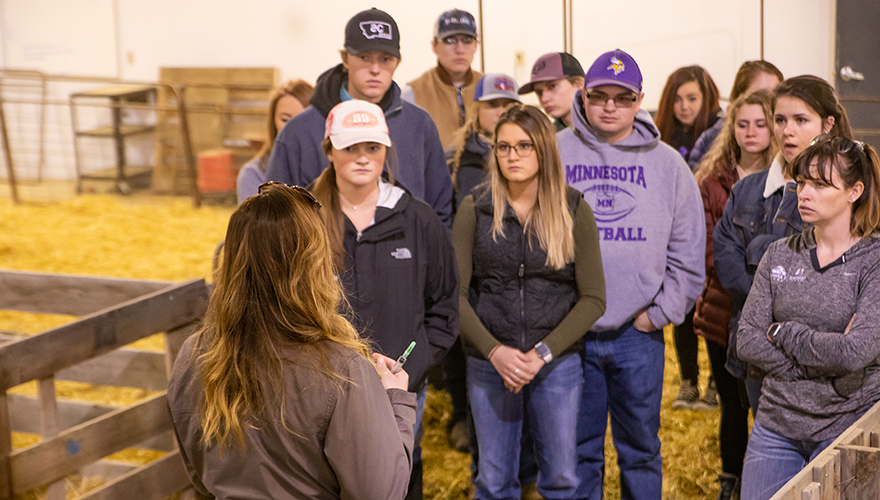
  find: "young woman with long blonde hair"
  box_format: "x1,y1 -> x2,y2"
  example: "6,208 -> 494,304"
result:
452,103 -> 606,499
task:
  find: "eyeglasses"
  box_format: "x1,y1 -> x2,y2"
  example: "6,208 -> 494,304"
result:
585,92 -> 639,108
258,182 -> 322,208
441,35 -> 477,46
493,142 -> 535,157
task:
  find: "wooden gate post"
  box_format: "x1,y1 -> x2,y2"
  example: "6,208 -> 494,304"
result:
0,95 -> 20,205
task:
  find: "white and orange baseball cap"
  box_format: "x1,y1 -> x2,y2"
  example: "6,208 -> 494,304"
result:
324,100 -> 391,150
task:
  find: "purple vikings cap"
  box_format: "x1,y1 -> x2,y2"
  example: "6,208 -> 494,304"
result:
519,52 -> 584,95
584,49 -> 643,93
473,73 -> 521,102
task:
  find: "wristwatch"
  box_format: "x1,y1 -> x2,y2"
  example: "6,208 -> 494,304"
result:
766,323 -> 782,345
534,342 -> 553,364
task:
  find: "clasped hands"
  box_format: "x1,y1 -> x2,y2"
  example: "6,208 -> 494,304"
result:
488,345 -> 545,394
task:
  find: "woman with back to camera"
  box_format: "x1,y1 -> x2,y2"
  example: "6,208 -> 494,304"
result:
655,65 -> 723,411
452,103 -> 606,499
168,183 -> 416,500
688,60 -> 784,170
692,89 -> 776,500
311,99 -> 459,499
714,75 -> 854,411
737,136 -> 880,500
236,79 -> 313,204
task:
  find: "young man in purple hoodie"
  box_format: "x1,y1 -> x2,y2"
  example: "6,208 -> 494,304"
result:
557,49 -> 705,500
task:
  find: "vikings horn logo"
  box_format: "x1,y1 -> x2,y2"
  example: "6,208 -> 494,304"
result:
607,57 -> 625,76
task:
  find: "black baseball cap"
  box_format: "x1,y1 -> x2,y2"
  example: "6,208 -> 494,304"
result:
344,8 -> 400,59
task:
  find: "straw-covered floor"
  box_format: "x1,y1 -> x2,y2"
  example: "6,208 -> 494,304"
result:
0,195 -> 745,499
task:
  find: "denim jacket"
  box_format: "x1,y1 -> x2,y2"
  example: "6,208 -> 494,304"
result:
713,158 -> 804,378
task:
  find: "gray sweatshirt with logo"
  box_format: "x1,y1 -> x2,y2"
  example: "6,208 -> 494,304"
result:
737,228 -> 880,442
557,92 -> 705,331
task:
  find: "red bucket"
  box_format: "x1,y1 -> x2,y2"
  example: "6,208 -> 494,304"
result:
197,149 -> 236,193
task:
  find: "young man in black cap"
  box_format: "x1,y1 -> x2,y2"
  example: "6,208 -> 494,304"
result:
518,52 -> 584,131
263,8 -> 453,228
402,9 -> 482,149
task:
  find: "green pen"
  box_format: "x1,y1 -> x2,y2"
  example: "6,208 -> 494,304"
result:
391,341 -> 416,374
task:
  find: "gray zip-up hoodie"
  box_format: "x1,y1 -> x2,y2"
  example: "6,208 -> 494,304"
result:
557,91 -> 705,331
737,228 -> 880,442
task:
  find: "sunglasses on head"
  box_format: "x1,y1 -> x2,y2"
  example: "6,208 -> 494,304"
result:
809,135 -> 869,166
258,182 -> 322,208
810,135 -> 864,151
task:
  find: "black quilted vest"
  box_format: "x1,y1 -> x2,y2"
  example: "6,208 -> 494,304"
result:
464,187 -> 582,358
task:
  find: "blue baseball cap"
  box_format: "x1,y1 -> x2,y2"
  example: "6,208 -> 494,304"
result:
584,49 -> 643,93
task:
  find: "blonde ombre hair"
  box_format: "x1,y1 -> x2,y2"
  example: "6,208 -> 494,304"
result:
487,103 -> 574,269
197,184 -> 370,450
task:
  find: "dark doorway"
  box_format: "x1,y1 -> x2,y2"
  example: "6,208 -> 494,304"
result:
836,0 -> 880,148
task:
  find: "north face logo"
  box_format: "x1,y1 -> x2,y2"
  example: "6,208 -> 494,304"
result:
391,248 -> 412,259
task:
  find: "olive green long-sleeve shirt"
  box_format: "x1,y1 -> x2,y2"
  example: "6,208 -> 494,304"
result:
452,193 -> 606,359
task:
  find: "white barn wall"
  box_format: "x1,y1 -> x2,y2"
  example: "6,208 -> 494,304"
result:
0,0 -> 837,180
0,0 -> 839,100
116,0 -> 836,110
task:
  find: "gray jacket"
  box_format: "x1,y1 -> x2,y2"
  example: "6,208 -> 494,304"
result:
168,335 -> 416,500
737,228 -> 880,441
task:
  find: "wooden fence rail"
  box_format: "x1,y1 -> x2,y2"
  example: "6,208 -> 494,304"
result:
769,399 -> 880,500
0,270 -> 208,500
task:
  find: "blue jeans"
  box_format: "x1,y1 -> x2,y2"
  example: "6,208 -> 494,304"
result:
741,422 -> 836,500
577,323 -> 665,500
467,353 -> 583,500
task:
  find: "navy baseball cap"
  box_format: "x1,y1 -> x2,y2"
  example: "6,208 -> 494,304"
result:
434,9 -> 478,39
584,49 -> 642,93
344,8 -> 401,59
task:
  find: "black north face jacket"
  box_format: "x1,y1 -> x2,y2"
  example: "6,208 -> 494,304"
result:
340,188 -> 459,392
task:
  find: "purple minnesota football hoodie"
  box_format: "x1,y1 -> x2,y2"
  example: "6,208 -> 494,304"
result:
557,91 -> 705,331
